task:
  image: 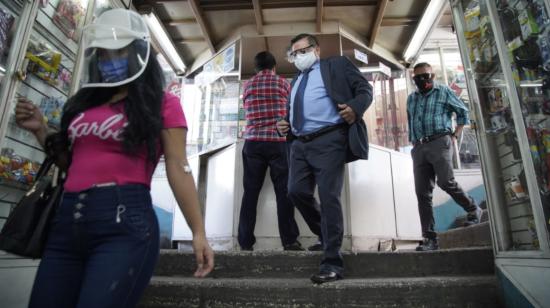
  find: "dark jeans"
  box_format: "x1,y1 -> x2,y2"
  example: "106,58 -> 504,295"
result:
412,135 -> 477,239
238,140 -> 300,248
288,128 -> 346,275
28,184 -> 159,308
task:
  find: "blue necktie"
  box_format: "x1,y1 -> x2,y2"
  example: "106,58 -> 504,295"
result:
292,68 -> 312,132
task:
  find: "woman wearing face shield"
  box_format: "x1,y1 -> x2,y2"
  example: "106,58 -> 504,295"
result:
14,9 -> 214,308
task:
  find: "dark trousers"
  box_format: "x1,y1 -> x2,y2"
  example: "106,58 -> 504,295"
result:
288,128 -> 346,275
412,135 -> 477,239
28,184 -> 159,308
238,140 -> 300,248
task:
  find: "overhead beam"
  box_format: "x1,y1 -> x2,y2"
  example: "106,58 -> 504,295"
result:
165,18 -> 197,26
188,0 -> 216,53
252,0 -> 264,35
151,0 -> 378,11
316,0 -> 323,32
176,38 -> 206,44
380,17 -> 419,27
369,0 -> 388,48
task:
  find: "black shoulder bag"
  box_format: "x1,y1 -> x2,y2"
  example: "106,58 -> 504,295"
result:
0,157 -> 64,258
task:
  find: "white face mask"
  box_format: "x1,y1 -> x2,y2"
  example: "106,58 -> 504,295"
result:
293,51 -> 317,71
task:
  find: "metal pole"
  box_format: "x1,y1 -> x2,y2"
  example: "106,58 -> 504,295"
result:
439,46 -> 461,168
438,46 -> 449,85
389,77 -> 399,151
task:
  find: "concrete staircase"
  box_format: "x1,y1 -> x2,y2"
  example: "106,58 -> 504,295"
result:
139,248 -> 499,307
439,210 -> 492,249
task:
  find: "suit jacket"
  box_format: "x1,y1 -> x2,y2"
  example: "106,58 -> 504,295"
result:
287,56 -> 373,162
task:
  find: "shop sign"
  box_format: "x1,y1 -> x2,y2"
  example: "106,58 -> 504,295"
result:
354,49 -> 369,65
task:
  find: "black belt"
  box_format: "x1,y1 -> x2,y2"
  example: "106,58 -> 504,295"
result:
296,123 -> 346,143
413,132 -> 450,146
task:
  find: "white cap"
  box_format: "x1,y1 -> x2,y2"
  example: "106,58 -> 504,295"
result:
84,9 -> 149,50
80,9 -> 151,88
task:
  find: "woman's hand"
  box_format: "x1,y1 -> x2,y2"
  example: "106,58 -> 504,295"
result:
15,97 -> 46,134
192,234 -> 214,278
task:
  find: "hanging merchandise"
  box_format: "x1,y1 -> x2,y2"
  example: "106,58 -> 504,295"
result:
464,4 -> 481,38
527,218 -> 540,249
517,0 -> 540,40
24,39 -> 62,85
0,8 -> 15,62
58,67 -> 72,92
53,0 -> 85,40
479,16 -> 498,69
39,97 -> 65,127
537,27 -> 550,71
526,0 -> 549,30
488,109 -> 509,133
497,1 -> 522,41
542,129 -> 550,189
513,38 -> 542,79
527,127 -> 545,181
467,37 -> 483,72
488,88 -> 505,112
505,175 -> 527,201
39,0 -> 50,8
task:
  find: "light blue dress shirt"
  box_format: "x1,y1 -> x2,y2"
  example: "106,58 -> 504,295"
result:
290,61 -> 343,135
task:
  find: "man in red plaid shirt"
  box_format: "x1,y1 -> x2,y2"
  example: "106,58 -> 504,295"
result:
238,51 -> 321,251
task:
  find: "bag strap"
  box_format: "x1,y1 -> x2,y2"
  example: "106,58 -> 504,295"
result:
34,157 -> 55,182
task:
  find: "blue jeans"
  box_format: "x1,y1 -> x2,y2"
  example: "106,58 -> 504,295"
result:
28,184 -> 159,308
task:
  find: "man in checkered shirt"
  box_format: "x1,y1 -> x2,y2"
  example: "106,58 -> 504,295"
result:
408,62 -> 483,251
238,51 -> 321,251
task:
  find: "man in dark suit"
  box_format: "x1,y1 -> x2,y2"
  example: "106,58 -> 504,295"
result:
277,33 -> 372,284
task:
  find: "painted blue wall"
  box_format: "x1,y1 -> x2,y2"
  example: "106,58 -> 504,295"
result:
153,205 -> 173,248
434,184 -> 486,232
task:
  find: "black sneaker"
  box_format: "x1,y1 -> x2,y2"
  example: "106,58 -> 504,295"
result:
284,241 -> 305,251
416,238 -> 439,251
464,207 -> 482,227
240,246 -> 253,251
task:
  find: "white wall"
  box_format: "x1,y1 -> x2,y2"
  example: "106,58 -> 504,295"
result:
168,142 -> 423,251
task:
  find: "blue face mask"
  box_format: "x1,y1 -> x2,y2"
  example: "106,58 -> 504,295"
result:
98,58 -> 129,83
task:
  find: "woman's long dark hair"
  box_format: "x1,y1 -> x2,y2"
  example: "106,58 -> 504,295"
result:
46,41 -> 165,164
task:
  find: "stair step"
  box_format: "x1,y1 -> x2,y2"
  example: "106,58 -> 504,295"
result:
439,222 -> 492,249
452,210 -> 489,228
155,247 -> 494,278
139,275 -> 499,308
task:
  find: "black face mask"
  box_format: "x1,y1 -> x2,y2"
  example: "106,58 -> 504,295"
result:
413,73 -> 434,93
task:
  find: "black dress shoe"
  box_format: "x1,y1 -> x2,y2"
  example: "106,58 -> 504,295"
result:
310,271 -> 342,284
283,241 -> 305,251
307,241 -> 323,251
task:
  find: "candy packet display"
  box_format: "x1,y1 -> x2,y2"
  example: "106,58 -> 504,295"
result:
0,8 -> 15,61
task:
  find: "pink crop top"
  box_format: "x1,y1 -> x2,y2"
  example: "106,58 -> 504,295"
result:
63,92 -> 187,192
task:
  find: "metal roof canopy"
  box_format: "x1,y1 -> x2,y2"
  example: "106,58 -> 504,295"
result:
135,0 -> 432,75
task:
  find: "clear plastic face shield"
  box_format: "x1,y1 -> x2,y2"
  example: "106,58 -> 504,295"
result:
80,9 -> 150,88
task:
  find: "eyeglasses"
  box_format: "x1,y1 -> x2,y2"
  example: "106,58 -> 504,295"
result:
288,44 -> 314,59
413,73 -> 433,81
